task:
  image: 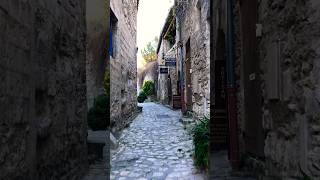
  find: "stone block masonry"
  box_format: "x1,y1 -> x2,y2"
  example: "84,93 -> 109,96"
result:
179,0 -> 210,118
110,0 -> 139,131
258,0 -> 320,178
210,0 -> 320,179
0,0 -> 87,179
157,40 -> 172,105
86,0 -> 110,110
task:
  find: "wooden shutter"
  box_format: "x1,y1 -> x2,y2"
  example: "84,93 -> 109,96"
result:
266,40 -> 280,100
109,22 -> 113,57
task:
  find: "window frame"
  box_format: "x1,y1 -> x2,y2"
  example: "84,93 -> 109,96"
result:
109,10 -> 118,58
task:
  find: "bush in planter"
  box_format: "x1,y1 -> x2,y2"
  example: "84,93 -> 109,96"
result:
88,94 -> 109,131
137,90 -> 147,103
142,80 -> 154,96
191,116 -> 209,170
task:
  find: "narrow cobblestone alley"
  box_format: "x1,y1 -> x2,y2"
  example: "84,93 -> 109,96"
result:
110,103 -> 205,180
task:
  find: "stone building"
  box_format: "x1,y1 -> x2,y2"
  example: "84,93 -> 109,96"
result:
86,0 -> 110,110
157,1 -> 210,117
110,0 -> 139,131
0,0 -> 88,179
156,8 -> 178,105
175,0 -> 210,118
210,0 -> 320,179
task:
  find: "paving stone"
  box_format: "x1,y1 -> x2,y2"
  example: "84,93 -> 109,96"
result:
153,172 -> 164,177
120,171 -> 130,176
110,103 -> 205,180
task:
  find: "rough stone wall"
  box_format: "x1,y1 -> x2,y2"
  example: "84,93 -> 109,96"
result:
157,40 -> 170,104
86,0 -> 110,109
110,0 -> 138,131
258,0 -> 320,178
179,0 -> 210,118
0,0 -> 87,179
211,0 -> 320,178
167,45 -> 179,97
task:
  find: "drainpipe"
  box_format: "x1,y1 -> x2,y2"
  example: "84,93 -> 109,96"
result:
176,3 -> 186,114
226,0 -> 239,169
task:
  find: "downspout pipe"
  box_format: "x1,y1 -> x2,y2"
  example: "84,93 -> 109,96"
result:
226,0 -> 239,169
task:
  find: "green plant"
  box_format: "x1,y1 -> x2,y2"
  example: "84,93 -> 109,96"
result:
88,94 -> 109,131
164,20 -> 176,46
191,116 -> 209,170
142,80 -> 155,96
141,37 -> 158,63
137,91 -> 147,103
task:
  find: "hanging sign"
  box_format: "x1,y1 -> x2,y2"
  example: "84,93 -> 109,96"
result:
165,57 -> 176,66
160,68 -> 168,74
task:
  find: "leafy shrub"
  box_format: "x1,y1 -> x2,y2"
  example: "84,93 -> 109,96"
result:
142,80 -> 155,96
137,91 -> 147,103
88,94 -> 109,131
191,116 -> 209,170
141,37 -> 158,63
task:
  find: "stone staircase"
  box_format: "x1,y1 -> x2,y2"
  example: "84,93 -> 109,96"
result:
211,109 -> 229,151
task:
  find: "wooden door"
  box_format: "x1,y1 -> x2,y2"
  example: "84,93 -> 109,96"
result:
185,39 -> 192,111
212,29 -> 229,150
168,75 -> 172,105
240,0 -> 264,157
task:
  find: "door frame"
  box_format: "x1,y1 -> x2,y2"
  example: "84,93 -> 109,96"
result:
185,38 -> 192,111
239,0 -> 264,157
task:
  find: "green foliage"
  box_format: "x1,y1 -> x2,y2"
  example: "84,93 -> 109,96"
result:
164,19 -> 176,46
142,80 -> 155,96
137,91 -> 147,103
141,37 -> 158,63
191,116 -> 209,170
137,80 -> 155,103
88,94 -> 109,131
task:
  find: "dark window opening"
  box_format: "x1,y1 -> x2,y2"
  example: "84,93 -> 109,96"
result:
186,38 -> 191,60
109,10 -> 118,58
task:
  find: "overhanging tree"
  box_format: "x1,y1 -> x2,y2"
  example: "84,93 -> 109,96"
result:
141,37 -> 158,63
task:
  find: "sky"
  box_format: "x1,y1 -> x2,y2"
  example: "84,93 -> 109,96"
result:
137,0 -> 174,69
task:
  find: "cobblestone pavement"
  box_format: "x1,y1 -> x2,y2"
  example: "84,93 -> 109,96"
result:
111,102 -> 205,180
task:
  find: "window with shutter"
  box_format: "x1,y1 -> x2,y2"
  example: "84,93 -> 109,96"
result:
109,22 -> 113,57
109,10 -> 118,58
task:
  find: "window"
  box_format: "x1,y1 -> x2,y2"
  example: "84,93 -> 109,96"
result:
109,10 -> 118,58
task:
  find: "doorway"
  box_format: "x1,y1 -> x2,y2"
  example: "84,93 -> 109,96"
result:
212,29 -> 229,151
240,0 -> 264,157
168,74 -> 172,105
185,38 -> 192,111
